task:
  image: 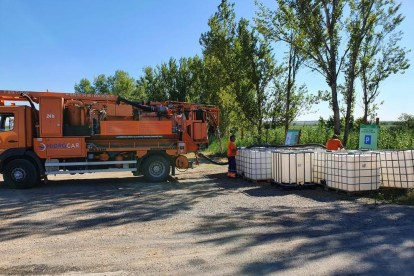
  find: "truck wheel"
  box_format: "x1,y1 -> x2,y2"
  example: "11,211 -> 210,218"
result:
143,155 -> 170,182
3,159 -> 39,189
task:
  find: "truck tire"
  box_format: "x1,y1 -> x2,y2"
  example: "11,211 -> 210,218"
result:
143,155 -> 170,182
3,159 -> 39,189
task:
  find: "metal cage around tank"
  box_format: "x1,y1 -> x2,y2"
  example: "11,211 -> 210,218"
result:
236,147 -> 274,181
325,151 -> 380,192
271,150 -> 315,187
379,150 -> 414,189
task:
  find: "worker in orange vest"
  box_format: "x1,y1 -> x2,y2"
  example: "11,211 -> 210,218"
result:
326,134 -> 344,151
227,135 -> 238,178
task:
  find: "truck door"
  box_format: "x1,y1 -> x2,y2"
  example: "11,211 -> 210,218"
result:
0,108 -> 21,152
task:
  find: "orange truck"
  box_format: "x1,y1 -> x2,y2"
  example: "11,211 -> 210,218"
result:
0,90 -> 220,188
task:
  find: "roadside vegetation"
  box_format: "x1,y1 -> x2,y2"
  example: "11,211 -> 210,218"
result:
371,188 -> 414,205
203,116 -> 414,157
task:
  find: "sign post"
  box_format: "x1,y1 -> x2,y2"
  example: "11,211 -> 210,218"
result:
359,125 -> 378,150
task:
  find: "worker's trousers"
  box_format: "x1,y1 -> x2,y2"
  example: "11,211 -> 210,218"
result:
227,156 -> 236,178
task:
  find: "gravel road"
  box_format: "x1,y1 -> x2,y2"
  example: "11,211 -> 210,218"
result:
1,162 -> 414,276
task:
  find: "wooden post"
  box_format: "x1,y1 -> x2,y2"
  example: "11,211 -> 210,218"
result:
376,118 -> 379,126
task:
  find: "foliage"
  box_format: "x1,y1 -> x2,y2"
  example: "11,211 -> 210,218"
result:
74,70 -> 145,100
397,113 -> 414,129
342,0 -> 409,146
93,75 -> 110,94
395,189 -> 414,205
206,123 -> 414,157
74,78 -> 94,94
108,70 -> 143,100
359,11 -> 410,123
256,0 -> 410,144
136,56 -> 207,103
200,0 -> 278,142
269,79 -> 312,129
255,0 -> 346,135
370,188 -> 414,206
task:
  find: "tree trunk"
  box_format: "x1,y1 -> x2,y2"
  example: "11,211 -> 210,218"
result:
362,74 -> 369,124
285,52 -> 293,134
257,123 -> 262,143
331,80 -> 341,135
363,103 -> 369,124
343,92 -> 353,147
343,63 -> 356,147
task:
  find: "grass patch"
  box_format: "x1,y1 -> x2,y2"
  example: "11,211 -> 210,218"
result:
369,188 -> 414,205
394,189 -> 414,205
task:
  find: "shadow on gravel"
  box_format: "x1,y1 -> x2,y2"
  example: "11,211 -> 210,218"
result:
0,173 -> 219,242
207,172 -> 353,203
189,171 -> 414,276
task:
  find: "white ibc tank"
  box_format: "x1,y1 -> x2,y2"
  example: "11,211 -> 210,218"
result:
237,147 -> 273,180
246,148 -> 273,180
380,150 -> 414,188
272,151 -> 314,184
312,150 -> 326,184
325,152 -> 380,191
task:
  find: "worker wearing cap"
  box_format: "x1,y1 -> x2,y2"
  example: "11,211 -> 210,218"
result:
227,135 -> 238,178
326,134 -> 344,151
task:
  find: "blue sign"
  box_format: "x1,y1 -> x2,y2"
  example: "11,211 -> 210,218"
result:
364,135 -> 371,145
284,130 -> 301,145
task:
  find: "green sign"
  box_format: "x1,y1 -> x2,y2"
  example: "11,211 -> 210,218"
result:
285,130 -> 301,146
359,125 -> 378,150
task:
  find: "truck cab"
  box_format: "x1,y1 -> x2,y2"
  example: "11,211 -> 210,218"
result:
0,105 -> 42,188
0,106 -> 33,150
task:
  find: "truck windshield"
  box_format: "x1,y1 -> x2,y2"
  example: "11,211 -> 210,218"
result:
0,113 -> 15,132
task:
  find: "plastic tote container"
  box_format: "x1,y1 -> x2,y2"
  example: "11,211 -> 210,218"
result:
325,151 -> 380,192
272,150 -> 314,185
379,150 -> 414,188
237,147 -> 273,180
245,148 -> 273,180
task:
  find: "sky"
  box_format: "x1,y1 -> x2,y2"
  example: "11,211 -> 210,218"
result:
0,0 -> 413,121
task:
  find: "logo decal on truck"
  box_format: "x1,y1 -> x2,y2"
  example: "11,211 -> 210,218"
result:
38,142 -> 80,151
38,143 -> 46,151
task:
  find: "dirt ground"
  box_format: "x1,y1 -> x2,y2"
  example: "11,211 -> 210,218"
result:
1,161 -> 414,276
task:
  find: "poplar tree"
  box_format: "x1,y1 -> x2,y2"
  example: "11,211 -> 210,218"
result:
200,0 -> 277,141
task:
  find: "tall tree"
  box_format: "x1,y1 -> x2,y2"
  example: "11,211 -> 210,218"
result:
342,0 -> 408,146
342,0 -> 375,145
256,0 -> 346,135
358,3 -> 410,124
200,0 -> 277,141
